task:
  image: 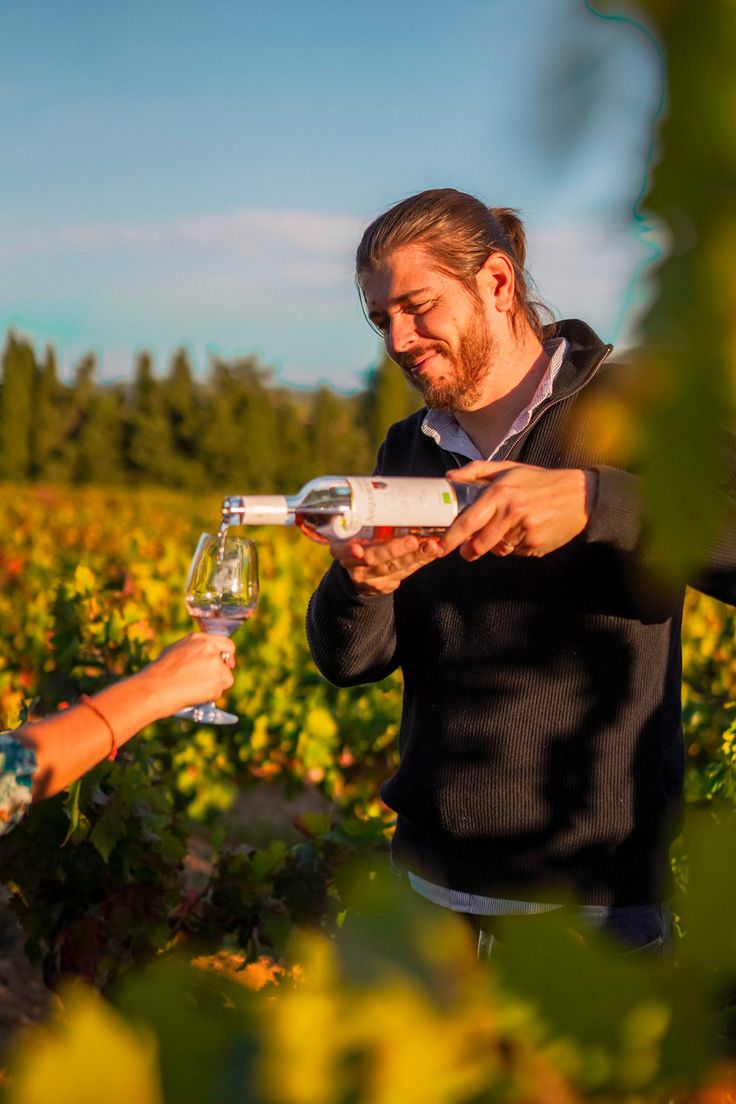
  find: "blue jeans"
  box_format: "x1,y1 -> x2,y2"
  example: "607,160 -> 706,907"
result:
472,903 -> 674,959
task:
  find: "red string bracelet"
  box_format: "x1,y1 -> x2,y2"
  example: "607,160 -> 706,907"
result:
79,694 -> 118,761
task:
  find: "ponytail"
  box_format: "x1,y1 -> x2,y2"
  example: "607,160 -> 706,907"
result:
490,207 -> 527,270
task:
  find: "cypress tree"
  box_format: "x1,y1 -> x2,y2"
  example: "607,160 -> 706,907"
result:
228,357 -> 280,491
198,360 -> 243,488
32,345 -> 70,480
67,354 -> 115,483
199,356 -> 279,492
0,333 -> 36,481
125,352 -> 176,483
165,347 -> 205,486
306,385 -> 371,480
76,388 -> 125,484
271,390 -> 311,490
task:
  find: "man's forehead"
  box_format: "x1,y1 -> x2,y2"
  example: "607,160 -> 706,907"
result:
361,243 -> 443,305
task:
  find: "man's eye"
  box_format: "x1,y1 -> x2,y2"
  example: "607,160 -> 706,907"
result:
407,301 -> 432,315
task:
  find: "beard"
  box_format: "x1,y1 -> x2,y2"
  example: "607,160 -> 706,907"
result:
396,304 -> 495,411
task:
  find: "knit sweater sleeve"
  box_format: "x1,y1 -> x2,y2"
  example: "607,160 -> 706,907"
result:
306,561 -> 399,687
306,436 -> 403,687
584,465 -> 643,552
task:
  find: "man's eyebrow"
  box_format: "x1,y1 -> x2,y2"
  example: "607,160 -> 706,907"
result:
369,287 -> 434,312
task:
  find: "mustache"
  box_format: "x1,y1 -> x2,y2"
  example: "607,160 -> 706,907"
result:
395,343 -> 449,371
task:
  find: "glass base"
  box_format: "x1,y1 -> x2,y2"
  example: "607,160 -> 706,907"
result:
174,702 -> 238,725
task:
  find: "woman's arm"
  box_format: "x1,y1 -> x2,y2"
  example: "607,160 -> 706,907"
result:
15,633 -> 235,801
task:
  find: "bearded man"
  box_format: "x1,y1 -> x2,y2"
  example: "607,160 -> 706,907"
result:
306,188 -> 736,954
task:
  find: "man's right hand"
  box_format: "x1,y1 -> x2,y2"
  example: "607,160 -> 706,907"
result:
329,534 -> 442,595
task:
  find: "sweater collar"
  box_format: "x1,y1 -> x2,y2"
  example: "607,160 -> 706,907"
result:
421,336 -> 569,461
420,319 -> 613,461
541,318 -> 613,402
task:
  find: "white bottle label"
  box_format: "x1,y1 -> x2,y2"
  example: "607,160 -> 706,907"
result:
339,476 -> 459,536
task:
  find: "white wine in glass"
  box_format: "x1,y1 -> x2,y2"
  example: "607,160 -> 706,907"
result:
174,532 -> 258,725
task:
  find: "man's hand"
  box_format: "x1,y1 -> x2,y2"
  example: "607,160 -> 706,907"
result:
442,461 -> 597,561
329,533 -> 442,595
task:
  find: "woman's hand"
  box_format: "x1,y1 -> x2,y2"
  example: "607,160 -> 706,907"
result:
137,633 -> 236,718
17,634 -> 238,804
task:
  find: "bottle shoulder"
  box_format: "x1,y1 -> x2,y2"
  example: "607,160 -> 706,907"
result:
299,476 -> 352,507
451,481 -> 488,508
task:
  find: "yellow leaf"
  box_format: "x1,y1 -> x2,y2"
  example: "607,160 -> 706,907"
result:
72,564 -> 96,596
9,985 -> 163,1104
305,706 -> 338,742
191,950 -> 299,991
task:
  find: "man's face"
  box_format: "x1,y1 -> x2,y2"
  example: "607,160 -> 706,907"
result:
361,243 -> 495,411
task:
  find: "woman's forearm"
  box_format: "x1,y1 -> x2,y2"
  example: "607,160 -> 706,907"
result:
15,633 -> 236,800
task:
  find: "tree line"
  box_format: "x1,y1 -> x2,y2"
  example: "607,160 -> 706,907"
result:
0,332 -> 421,491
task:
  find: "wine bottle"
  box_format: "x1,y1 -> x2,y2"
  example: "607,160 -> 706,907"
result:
221,475 -> 486,543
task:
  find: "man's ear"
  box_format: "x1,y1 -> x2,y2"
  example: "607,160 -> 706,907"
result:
476,252 -> 515,313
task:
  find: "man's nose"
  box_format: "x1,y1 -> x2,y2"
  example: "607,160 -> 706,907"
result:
387,313 -> 417,355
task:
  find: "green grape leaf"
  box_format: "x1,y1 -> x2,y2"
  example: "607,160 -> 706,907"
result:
89,805 -> 127,863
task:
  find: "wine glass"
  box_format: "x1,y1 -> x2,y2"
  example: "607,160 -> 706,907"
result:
174,532 -> 258,725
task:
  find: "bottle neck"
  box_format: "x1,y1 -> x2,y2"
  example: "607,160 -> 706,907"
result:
223,495 -> 290,525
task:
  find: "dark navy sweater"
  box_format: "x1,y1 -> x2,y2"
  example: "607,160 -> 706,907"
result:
307,320 -> 736,905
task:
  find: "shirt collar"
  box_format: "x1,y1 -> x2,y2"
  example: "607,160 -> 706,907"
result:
421,336 -> 569,461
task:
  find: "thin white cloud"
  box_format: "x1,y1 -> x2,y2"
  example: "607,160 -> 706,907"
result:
0,208 -> 365,269
1,209 -> 657,387
526,218 -> 660,344
57,209 -> 364,257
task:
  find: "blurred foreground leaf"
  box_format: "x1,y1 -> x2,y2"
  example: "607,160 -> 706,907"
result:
596,0 -> 736,581
113,957 -> 259,1104
8,984 -> 163,1104
498,905 -> 712,1092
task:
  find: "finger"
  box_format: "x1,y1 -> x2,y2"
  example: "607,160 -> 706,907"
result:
332,535 -> 421,570
446,460 -> 520,483
503,524 -> 525,545
492,539 -> 517,557
460,501 -> 528,559
349,542 -> 441,594
216,668 -> 235,693
490,524 -> 525,557
456,511 -> 523,560
387,538 -> 441,572
440,492 -> 503,555
355,544 -> 439,582
360,535 -> 420,567
329,540 -> 366,567
461,522 -> 517,560
205,635 -> 235,658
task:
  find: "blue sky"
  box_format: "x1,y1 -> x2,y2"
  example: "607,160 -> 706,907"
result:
0,0 -> 661,390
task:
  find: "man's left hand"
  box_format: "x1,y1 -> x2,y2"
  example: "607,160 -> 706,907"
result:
441,461 -> 597,560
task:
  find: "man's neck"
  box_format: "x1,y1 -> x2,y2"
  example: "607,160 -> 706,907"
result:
453,331 -> 550,459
